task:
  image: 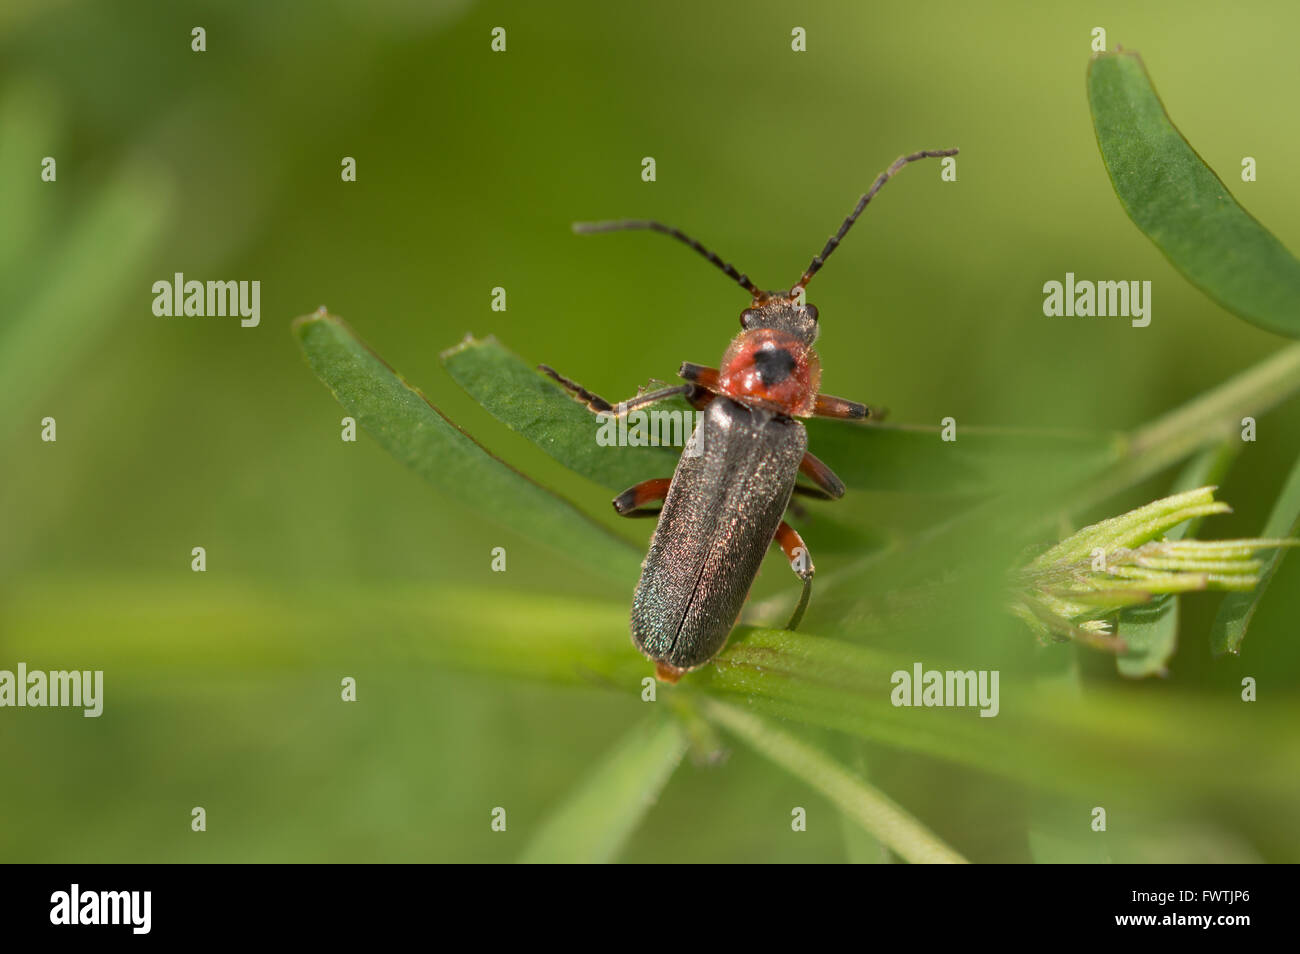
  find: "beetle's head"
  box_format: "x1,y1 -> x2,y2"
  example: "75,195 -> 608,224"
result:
739,292 -> 819,345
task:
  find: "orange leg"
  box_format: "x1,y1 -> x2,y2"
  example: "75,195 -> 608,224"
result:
678,362 -> 720,391
775,521 -> 815,580
773,520 -> 814,631
678,362 -> 720,410
612,477 -> 672,517
812,393 -> 872,420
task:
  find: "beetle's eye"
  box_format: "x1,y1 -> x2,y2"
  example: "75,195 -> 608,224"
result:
740,309 -> 756,327
806,304 -> 819,322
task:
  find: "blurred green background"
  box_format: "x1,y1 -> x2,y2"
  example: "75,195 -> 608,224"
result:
2,0 -> 1298,862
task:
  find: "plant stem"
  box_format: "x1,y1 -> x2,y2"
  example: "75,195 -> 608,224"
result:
1068,342 -> 1300,517
703,699 -> 969,864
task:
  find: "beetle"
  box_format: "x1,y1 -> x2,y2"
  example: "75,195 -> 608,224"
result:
541,149 -> 957,683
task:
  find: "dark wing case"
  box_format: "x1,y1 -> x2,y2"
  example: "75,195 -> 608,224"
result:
630,398 -> 806,670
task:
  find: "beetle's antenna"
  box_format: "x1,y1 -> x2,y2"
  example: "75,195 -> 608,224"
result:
573,219 -> 762,298
794,148 -> 958,292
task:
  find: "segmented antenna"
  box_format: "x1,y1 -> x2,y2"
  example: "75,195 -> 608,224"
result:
572,219 -> 762,298
795,148 -> 958,291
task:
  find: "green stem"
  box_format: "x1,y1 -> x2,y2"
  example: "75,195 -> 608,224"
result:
703,699 -> 968,864
1069,343 -> 1300,516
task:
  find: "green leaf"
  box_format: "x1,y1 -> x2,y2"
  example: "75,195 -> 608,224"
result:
441,335 -> 678,491
804,420 -> 1117,496
841,810 -> 890,864
293,311 -> 639,582
1088,50 -> 1300,337
700,628 -> 1300,804
5,577 -> 644,684
1015,484 -> 1292,652
1116,594 -> 1179,675
1032,486 -> 1228,567
1117,441 -> 1239,677
703,699 -> 968,864
836,740 -> 891,863
518,714 -> 688,864
1211,448 -> 1300,655
441,334 -> 1118,497
10,579 -> 1300,806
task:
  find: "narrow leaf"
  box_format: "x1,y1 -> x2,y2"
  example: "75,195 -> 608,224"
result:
518,715 -> 687,864
10,581 -> 1300,805
293,311 -> 639,581
803,420 -> 1117,496
1088,50 -> 1300,337
442,334 -> 1118,496
703,699 -> 968,864
441,335 -> 677,491
841,810 -> 890,864
1211,448 -> 1300,654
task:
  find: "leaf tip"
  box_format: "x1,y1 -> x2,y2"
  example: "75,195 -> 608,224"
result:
291,306 -> 338,337
439,333 -> 495,362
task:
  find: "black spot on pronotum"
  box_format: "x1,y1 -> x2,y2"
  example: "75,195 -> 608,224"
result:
753,347 -> 797,387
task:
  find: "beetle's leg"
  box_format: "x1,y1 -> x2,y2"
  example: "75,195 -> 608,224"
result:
678,363 -> 721,410
539,365 -> 692,417
811,393 -> 876,420
612,477 -> 672,518
679,362 -> 720,390
774,521 -> 814,631
774,522 -> 815,580
791,485 -> 833,502
685,385 -> 716,411
798,451 -> 846,499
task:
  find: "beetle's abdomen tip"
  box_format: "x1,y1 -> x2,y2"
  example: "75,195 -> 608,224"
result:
654,661 -> 686,684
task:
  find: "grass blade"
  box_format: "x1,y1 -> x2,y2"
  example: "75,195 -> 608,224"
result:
1211,448 -> 1300,655
1088,50 -> 1300,337
442,334 -> 1119,496
518,715 -> 688,863
703,699 -> 968,864
9,579 -> 1299,808
441,335 -> 678,491
701,628 -> 1300,804
805,419 -> 1118,495
293,311 -> 639,581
